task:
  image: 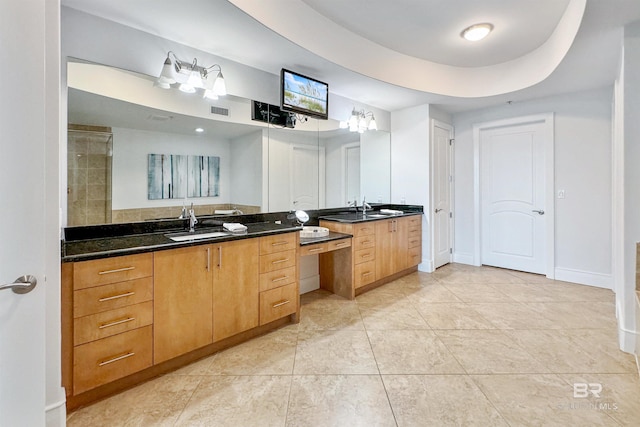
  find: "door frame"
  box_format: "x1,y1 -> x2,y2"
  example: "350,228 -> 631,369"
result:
288,143 -> 326,209
472,113 -> 555,278
430,119 -> 455,271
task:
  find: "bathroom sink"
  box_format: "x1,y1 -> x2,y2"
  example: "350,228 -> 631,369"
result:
165,231 -> 230,242
363,213 -> 388,218
300,226 -> 330,238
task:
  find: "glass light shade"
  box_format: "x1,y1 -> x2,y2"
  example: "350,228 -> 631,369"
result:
339,120 -> 348,129
203,89 -> 219,100
212,72 -> 226,96
461,23 -> 493,41
158,56 -> 177,84
348,111 -> 358,129
358,116 -> 367,132
186,69 -> 203,88
153,79 -> 171,89
368,116 -> 377,131
178,83 -> 196,93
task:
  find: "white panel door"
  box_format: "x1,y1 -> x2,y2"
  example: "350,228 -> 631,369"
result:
480,122 -> 546,273
0,0 -> 47,424
344,144 -> 360,205
433,122 -> 453,269
290,144 -> 324,210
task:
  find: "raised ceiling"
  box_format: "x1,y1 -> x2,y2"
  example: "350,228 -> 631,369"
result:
60,0 -> 640,113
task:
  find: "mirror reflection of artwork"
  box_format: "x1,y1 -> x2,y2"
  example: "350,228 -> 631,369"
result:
148,154 -> 220,199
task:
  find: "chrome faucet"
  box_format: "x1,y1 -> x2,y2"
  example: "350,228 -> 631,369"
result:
362,197 -> 372,214
188,203 -> 198,232
348,199 -> 359,212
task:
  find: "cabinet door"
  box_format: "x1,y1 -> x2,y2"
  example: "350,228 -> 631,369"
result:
154,245 -> 213,364
375,219 -> 396,279
395,217 -> 409,272
213,239 -> 260,341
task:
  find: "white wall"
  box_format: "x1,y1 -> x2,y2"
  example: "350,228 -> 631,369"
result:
112,127 -> 231,210
230,131 -> 263,207
453,88 -> 613,287
391,104 -> 431,269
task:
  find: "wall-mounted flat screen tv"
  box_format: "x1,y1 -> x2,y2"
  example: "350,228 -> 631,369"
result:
280,68 -> 328,120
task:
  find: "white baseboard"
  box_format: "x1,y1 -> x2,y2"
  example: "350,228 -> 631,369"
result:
45,392 -> 66,427
418,258 -> 434,273
452,252 -> 474,265
299,275 -> 320,294
618,324 -> 637,354
554,267 -> 612,289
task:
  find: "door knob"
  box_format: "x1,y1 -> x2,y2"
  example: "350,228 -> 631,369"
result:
532,209 -> 545,215
0,275 -> 37,294
435,208 -> 443,213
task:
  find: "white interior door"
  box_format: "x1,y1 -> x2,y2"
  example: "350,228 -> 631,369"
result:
0,1 -> 48,424
290,144 -> 325,210
432,121 -> 453,269
343,144 -> 360,205
480,121 -> 546,273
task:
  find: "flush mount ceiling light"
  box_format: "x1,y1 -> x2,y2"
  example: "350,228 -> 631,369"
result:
339,108 -> 377,134
461,23 -> 494,42
156,51 -> 227,100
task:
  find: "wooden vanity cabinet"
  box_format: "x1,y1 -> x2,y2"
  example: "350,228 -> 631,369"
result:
375,218 -> 408,279
212,239 -> 260,341
258,233 -> 299,324
153,245 -> 213,364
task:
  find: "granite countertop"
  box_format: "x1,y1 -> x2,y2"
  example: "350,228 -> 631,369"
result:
318,210 -> 423,224
62,222 -> 301,262
299,231 -> 352,246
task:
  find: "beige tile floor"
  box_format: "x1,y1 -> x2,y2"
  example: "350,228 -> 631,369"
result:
67,264 -> 640,426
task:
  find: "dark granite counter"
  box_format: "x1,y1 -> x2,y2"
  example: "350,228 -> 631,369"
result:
299,231 -> 352,246
62,221 -> 300,262
318,210 -> 423,224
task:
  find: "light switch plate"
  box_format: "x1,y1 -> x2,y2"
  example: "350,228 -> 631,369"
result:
557,189 -> 565,199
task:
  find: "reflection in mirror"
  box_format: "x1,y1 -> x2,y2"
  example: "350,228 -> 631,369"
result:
66,60 -> 390,227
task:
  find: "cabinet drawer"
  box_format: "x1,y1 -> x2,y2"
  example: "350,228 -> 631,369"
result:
299,242 -> 328,256
353,235 -> 375,251
259,249 -> 296,273
355,260 -> 376,288
406,216 -> 422,229
408,236 -> 422,249
73,326 -> 153,394
259,266 -> 297,292
352,223 -> 375,237
408,225 -> 422,237
74,277 -> 153,318
354,247 -> 375,265
260,233 -> 297,254
408,246 -> 422,267
74,301 -> 153,345
73,253 -> 153,290
260,282 -> 297,325
328,238 -> 351,251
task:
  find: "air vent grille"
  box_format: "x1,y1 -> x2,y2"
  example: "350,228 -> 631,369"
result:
211,106 -> 229,116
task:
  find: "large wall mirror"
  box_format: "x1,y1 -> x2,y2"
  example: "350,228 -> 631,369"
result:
65,60 -> 390,226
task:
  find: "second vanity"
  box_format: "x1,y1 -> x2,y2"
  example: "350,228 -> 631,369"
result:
61,207 -> 423,410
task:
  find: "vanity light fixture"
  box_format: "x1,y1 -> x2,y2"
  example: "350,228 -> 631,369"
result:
156,51 -> 227,100
461,23 -> 493,41
340,108 -> 377,133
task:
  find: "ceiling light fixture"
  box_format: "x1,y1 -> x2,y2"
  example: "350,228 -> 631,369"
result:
340,108 -> 377,133
461,23 -> 493,42
156,51 -> 227,100
195,127 -> 204,133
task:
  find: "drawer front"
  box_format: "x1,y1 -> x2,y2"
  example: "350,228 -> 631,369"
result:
408,235 -> 422,249
352,223 -> 375,237
73,253 -> 153,290
260,233 -> 297,254
259,266 -> 297,292
408,246 -> 422,267
260,282 -> 297,325
406,216 -> 422,229
354,260 -> 376,288
73,326 -> 153,394
74,301 -> 153,345
408,224 -> 422,236
299,242 -> 328,257
259,249 -> 297,273
74,277 -> 153,318
354,247 -> 375,265
353,235 -> 376,251
328,238 -> 351,251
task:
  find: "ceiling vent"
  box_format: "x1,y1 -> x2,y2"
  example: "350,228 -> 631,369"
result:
211,106 -> 229,116
147,114 -> 173,122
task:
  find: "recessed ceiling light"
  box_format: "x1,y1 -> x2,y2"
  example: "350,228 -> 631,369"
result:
195,127 -> 204,133
461,23 -> 493,42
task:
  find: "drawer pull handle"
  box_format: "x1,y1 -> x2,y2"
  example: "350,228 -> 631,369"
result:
272,299 -> 291,308
362,272 -> 373,277
361,254 -> 371,258
272,258 -> 290,264
362,240 -> 371,245
98,291 -> 135,302
271,241 -> 289,246
335,242 -> 349,247
98,266 -> 135,275
99,317 -> 136,329
99,352 -> 135,366
272,275 -> 289,283
308,247 -> 324,252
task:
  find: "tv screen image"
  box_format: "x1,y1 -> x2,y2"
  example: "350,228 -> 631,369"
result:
281,69 -> 328,119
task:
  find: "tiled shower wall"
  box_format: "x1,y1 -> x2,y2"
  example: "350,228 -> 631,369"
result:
67,126 -> 113,226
